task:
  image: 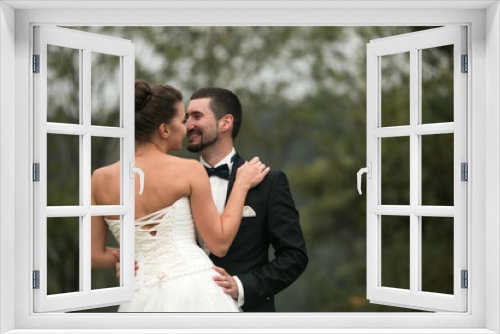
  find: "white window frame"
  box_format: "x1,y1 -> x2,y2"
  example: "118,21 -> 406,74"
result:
1,1 -> 499,333
32,25 -> 136,312
366,26 -> 468,312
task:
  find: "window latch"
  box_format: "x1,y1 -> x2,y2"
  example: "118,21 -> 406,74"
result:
357,162 -> 372,195
129,161 -> 145,195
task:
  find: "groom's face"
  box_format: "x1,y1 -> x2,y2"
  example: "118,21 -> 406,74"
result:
185,98 -> 220,153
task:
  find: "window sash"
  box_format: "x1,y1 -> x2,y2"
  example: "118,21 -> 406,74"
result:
366,26 -> 468,312
32,25 -> 136,313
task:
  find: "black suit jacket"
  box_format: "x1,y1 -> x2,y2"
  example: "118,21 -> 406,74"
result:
210,153 -> 308,312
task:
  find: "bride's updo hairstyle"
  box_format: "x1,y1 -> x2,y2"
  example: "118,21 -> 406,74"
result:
135,80 -> 183,143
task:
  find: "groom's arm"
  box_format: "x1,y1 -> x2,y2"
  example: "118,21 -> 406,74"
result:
237,170 -> 308,308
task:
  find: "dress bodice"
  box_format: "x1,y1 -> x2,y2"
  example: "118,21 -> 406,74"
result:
105,197 -> 213,290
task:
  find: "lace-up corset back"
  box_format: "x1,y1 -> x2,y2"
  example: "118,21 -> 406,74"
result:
105,197 -> 213,290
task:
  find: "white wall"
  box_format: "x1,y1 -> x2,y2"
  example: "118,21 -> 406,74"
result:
0,2 -> 16,333
486,2 -> 500,332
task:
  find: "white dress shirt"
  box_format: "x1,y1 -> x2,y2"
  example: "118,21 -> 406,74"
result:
199,148 -> 245,307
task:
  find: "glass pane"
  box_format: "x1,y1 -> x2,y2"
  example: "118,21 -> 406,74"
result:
381,215 -> 410,290
421,45 -> 454,124
421,134 -> 454,206
47,45 -> 80,124
421,217 -> 454,294
91,137 -> 121,205
91,52 -> 121,127
47,134 -> 80,206
381,52 -> 410,127
381,136 -> 410,205
47,217 -> 80,295
91,215 -> 121,290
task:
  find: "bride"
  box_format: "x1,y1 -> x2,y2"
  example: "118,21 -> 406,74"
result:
90,80 -> 269,312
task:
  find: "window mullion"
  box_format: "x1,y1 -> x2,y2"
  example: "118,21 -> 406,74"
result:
121,48 -> 135,291
409,47 -> 420,295
78,48 -> 84,294
81,47 -> 92,294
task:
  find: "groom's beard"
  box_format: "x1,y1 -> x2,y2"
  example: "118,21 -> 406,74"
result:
187,130 -> 219,153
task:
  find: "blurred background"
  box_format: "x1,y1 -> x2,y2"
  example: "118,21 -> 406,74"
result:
45,26 -> 454,312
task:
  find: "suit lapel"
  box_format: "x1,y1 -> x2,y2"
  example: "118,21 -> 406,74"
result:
226,153 -> 245,205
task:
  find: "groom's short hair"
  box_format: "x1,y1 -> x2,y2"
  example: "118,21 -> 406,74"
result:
190,87 -> 242,140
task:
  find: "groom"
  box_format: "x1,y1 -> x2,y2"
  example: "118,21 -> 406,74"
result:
185,87 -> 308,312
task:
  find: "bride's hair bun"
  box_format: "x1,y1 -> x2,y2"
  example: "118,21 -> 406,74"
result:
135,80 -> 183,143
135,80 -> 153,112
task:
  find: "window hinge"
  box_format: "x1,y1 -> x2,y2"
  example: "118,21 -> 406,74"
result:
461,270 -> 468,289
461,162 -> 468,181
33,270 -> 40,289
461,54 -> 468,73
33,163 -> 40,182
33,54 -> 40,73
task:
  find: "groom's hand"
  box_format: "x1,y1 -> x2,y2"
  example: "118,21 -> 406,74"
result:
112,250 -> 138,281
212,266 -> 238,300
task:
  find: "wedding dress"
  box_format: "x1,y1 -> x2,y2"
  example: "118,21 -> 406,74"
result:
105,197 -> 240,312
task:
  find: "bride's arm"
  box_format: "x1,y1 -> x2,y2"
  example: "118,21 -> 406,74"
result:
90,169 -> 118,269
91,215 -> 118,269
189,157 -> 269,257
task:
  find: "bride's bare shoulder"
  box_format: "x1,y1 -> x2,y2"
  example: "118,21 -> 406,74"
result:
164,156 -> 204,177
90,162 -> 120,196
91,161 -> 119,180
171,156 -> 204,172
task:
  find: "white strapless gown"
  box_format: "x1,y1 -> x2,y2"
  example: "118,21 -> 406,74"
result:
105,197 -> 240,312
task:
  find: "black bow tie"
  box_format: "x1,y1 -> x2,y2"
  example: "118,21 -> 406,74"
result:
204,164 -> 230,180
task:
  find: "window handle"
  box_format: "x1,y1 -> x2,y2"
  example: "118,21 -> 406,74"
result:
129,162 -> 145,195
357,162 -> 371,195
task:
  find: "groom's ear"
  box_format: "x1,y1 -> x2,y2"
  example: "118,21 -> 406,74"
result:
219,114 -> 233,134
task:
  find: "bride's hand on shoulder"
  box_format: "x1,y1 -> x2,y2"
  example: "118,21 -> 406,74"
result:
236,156 -> 270,189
